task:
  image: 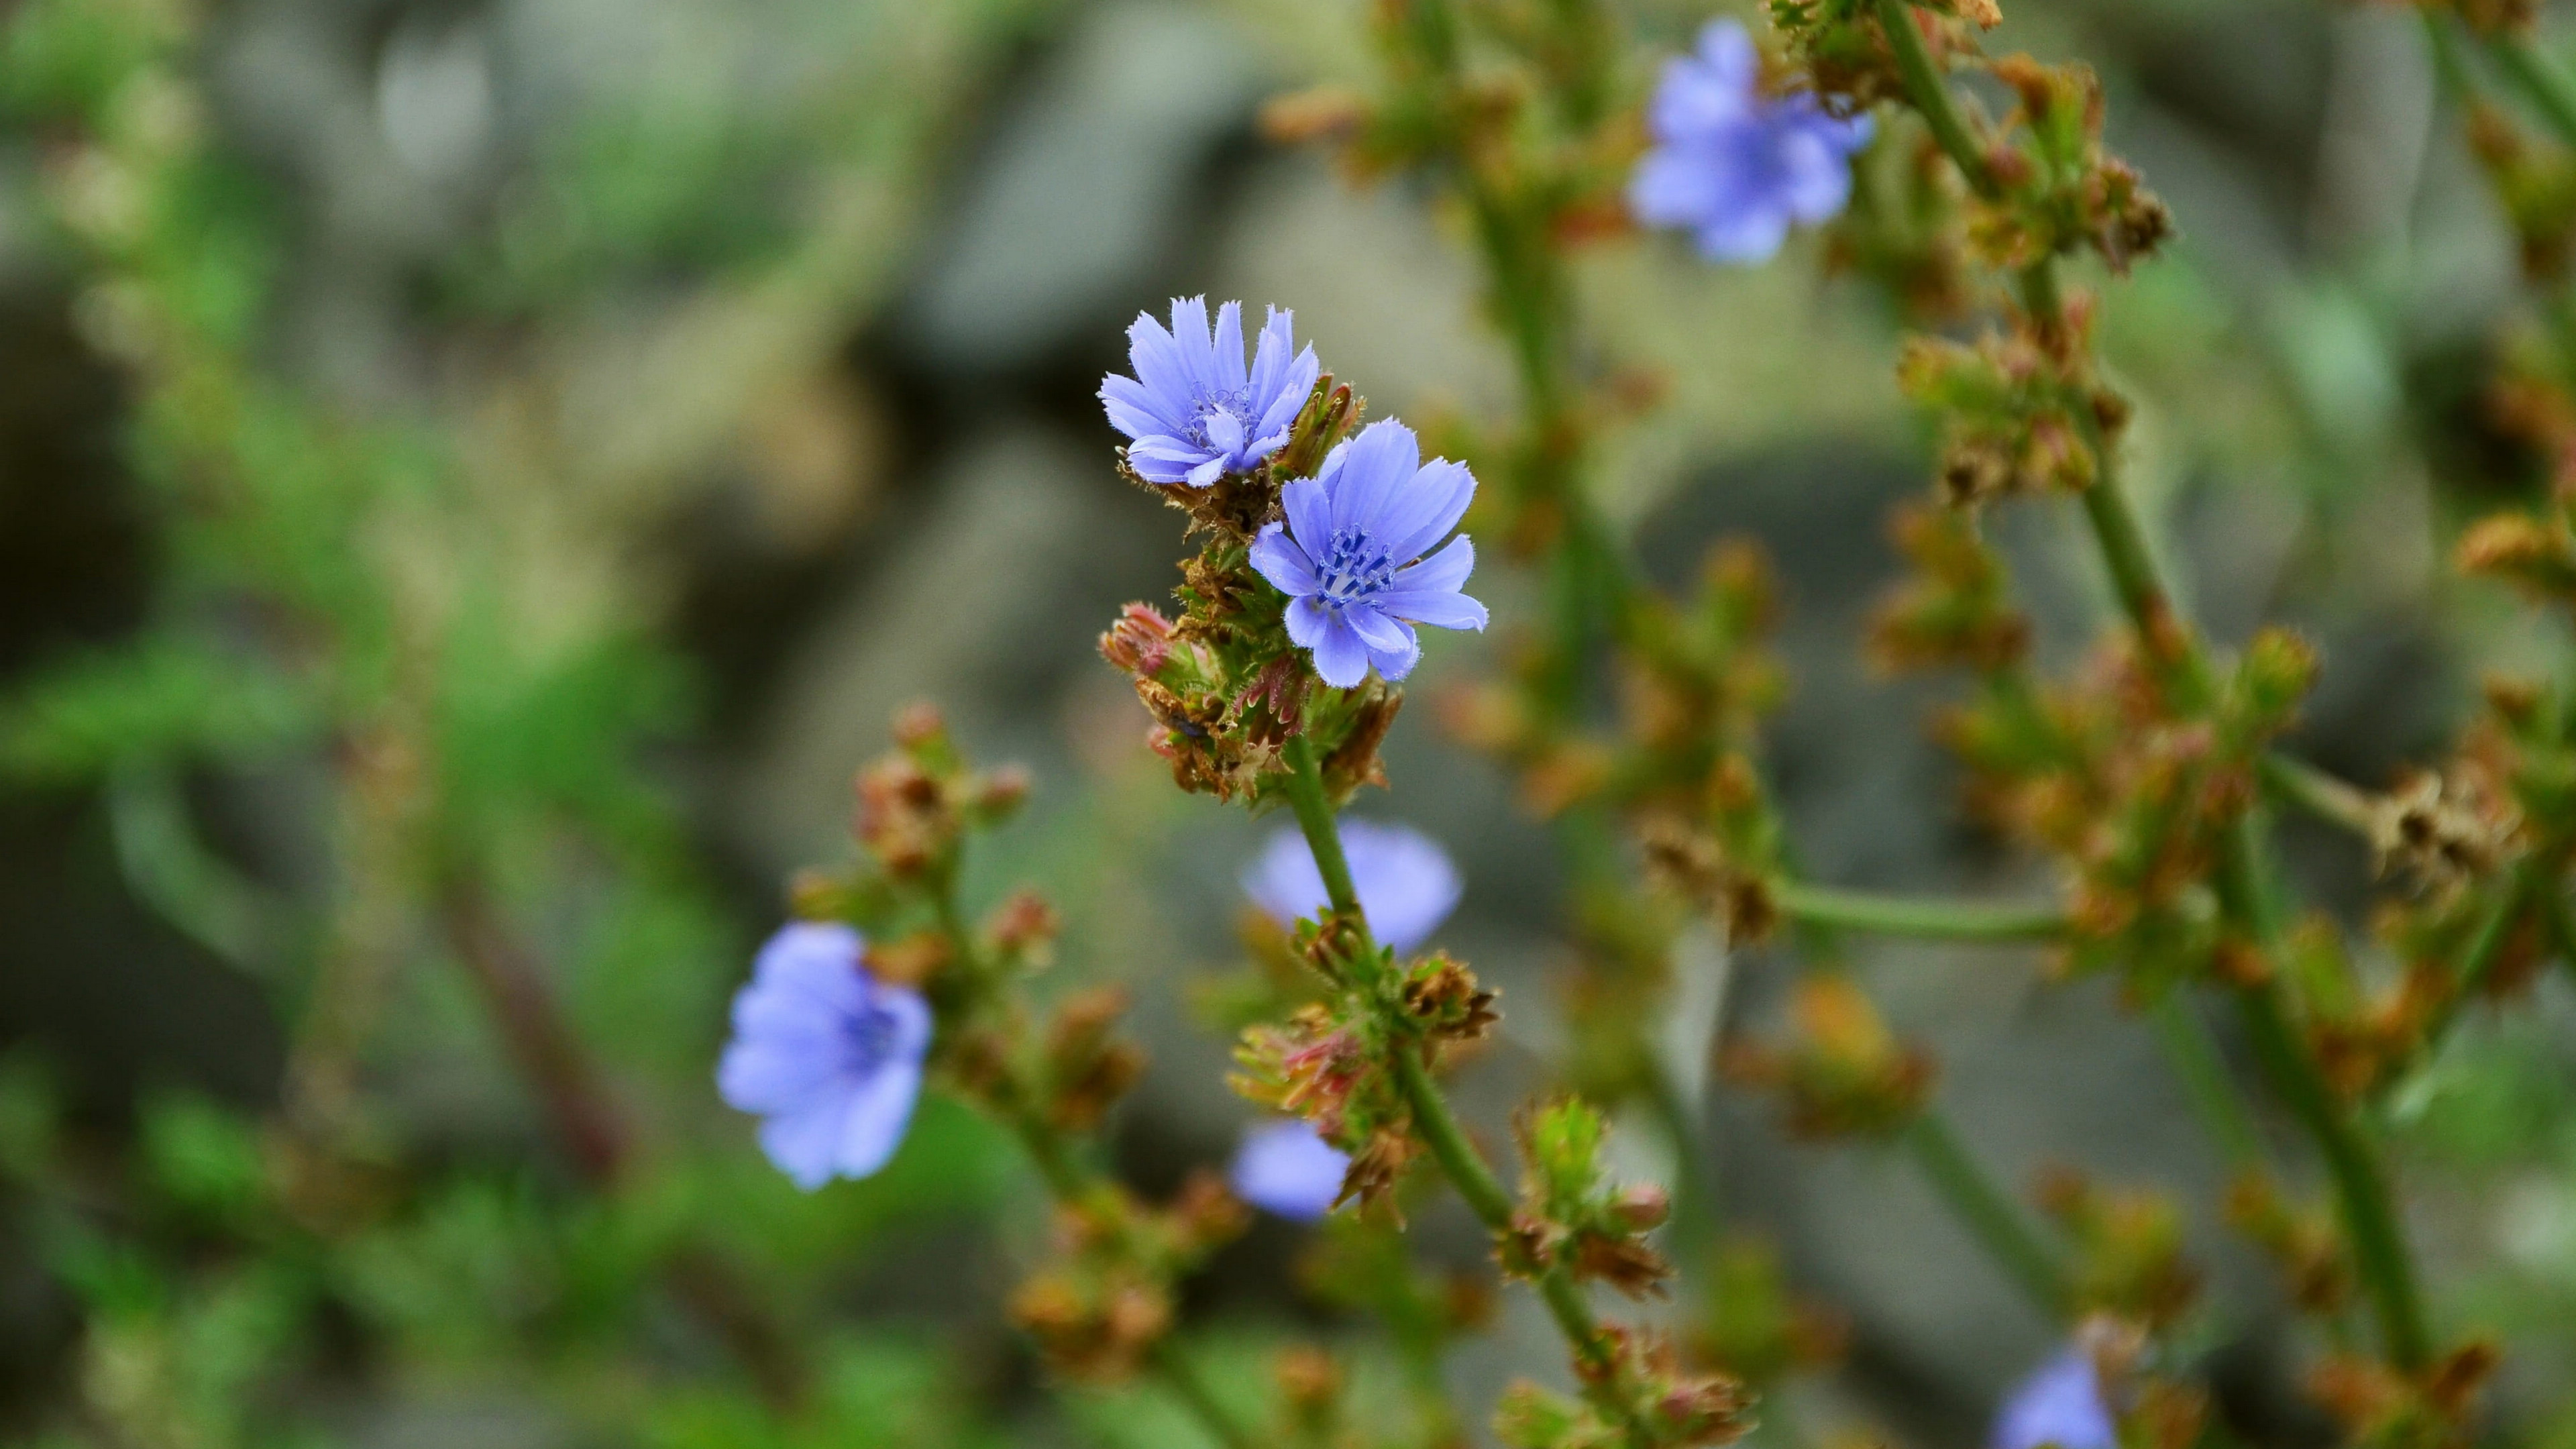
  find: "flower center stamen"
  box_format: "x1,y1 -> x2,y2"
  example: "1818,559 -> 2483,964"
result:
1318,527 -> 1397,610
841,1000 -> 898,1073
1186,386 -> 1255,449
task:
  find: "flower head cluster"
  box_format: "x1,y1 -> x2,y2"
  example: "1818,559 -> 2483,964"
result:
1993,1346 -> 2116,1449
1629,20 -> 1872,264
1228,820 -> 1464,1219
1242,816 -> 1463,954
1102,297 -> 1320,487
1250,419 -> 1487,688
717,922 -> 932,1191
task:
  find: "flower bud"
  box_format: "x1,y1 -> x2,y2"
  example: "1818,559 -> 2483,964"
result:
865,931 -> 951,988
2483,673 -> 2544,727
1169,1168 -> 1252,1251
1613,1183 -> 1671,1232
892,700 -> 947,750
1258,85 -> 1367,146
1099,602 -> 1175,676
985,889 -> 1061,962
1273,1346 -> 1341,1417
971,763 -> 1032,819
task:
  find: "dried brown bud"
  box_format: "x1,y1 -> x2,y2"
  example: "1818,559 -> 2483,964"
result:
2483,673 -> 2544,726
985,889 -> 1062,961
1613,1183 -> 1671,1232
865,930 -> 952,988
1169,1167 -> 1253,1251
1341,1128 -> 1421,1210
786,867 -> 851,920
973,764 -> 1032,816
857,754 -> 953,875
1099,602 -> 1176,676
1046,987 -> 1145,1132
2209,938 -> 2272,988
2456,510 -> 2576,596
1274,1346 -> 1341,1419
1259,85 -> 1368,146
2369,770 -> 2520,890
1104,1285 -> 1173,1364
2426,1340 -> 2502,1419
1402,955 -> 1500,1042
892,700 -> 947,749
1320,688 -> 1404,801
1573,1234 -> 1674,1299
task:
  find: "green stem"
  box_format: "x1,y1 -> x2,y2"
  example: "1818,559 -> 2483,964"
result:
1282,736 -> 1654,1447
1389,1046 -> 1644,1441
2536,875 -> 2576,979
2229,963 -> 2429,1371
1387,1048 -> 1521,1227
2070,378 -> 2430,1367
2412,870 -> 2530,1051
1873,0 -> 1995,198
2072,462 -> 2212,706
2260,753 -> 2380,839
2487,31 -> 2576,148
1638,1059 -> 1721,1271
2106,398 -> 2430,1371
2147,994 -> 2267,1172
2420,7 -> 2475,102
1767,853 -> 2084,1316
932,874 -> 1256,1449
1772,881 -> 2069,943
1279,735 -> 1368,941
1902,1110 -> 2069,1318
1877,0 -> 2433,1370
1152,1344 -> 1260,1449
2212,784 -> 2427,1371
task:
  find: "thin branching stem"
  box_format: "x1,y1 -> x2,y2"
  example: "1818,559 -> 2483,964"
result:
2261,753 -> 2381,840
1876,0 -> 2433,1371
2535,877 -> 2576,991
1772,881 -> 2069,942
2411,869 -> 2536,1054
1152,1344 -> 1261,1449
2486,27 -> 2576,146
437,872 -> 812,1407
2147,995 -> 2267,1173
1902,1110 -> 2070,1317
1771,856 -> 2079,1322
926,871 -> 1259,1449
1279,733 -> 1657,1449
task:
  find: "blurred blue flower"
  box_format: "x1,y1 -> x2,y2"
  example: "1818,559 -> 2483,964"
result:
1992,1345 -> 2116,1449
1242,816 -> 1462,954
1248,419 -> 1487,688
1629,19 -> 1872,264
1230,1119 -> 1349,1220
1103,297 -> 1321,487
717,922 -> 931,1191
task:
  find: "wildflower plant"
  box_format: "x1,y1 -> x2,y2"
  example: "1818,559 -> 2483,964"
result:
24,0 -> 2576,1442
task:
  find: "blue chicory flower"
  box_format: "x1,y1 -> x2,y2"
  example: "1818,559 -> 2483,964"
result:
1229,1118 -> 1350,1221
1242,816 -> 1462,955
1102,296 -> 1322,487
1248,418 -> 1487,688
717,922 -> 932,1191
1992,1345 -> 2117,1449
1629,19 -> 1873,264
